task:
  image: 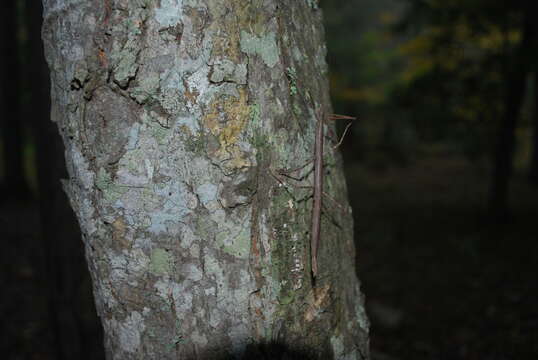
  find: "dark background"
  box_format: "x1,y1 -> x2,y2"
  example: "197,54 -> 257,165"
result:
1,0 -> 537,359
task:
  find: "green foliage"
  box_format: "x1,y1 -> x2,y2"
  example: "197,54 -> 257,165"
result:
393,0 -> 532,158
322,0 -> 415,163
323,0 -> 535,164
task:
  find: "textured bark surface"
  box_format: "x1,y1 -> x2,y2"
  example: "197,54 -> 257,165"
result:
42,0 -> 369,358
27,1 -> 85,358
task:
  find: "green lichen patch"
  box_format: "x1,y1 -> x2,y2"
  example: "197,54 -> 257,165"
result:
149,121 -> 171,144
155,0 -> 183,27
113,41 -> 139,87
293,103 -> 302,117
286,67 -> 298,96
240,31 -> 280,68
247,103 -> 264,149
305,0 -> 319,9
193,210 -> 218,239
209,60 -> 247,84
208,0 -> 261,63
183,132 -> 206,155
278,292 -> 295,305
266,182 -> 312,318
109,5 -> 148,88
96,167 -> 113,190
249,103 -> 261,124
217,225 -> 251,259
96,168 -> 129,203
149,248 -> 174,275
130,72 -> 160,104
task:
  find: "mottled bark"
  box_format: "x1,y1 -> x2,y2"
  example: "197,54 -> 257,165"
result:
41,0 -> 369,359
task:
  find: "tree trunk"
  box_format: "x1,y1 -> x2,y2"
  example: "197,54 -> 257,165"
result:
41,1 -> 369,359
489,13 -> 534,219
529,72 -> 538,185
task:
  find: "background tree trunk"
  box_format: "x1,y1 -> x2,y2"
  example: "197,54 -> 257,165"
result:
529,72 -> 538,185
489,12 -> 534,219
41,0 -> 369,358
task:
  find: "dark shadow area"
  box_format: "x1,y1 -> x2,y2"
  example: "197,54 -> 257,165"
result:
190,342 -> 323,360
1,1 -> 104,359
346,158 -> 538,359
322,0 -> 538,359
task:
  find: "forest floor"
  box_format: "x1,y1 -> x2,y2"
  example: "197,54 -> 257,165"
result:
2,152 -> 537,359
347,154 -> 538,360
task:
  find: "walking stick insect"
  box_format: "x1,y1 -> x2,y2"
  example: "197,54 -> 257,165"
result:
271,109 -> 356,286
311,111 -> 355,283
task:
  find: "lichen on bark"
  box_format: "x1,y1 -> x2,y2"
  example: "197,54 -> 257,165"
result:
42,0 -> 369,358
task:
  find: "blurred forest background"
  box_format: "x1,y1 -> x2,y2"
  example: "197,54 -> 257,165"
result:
1,0 -> 537,359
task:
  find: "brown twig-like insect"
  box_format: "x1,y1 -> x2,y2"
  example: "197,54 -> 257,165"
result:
311,111 -> 355,284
